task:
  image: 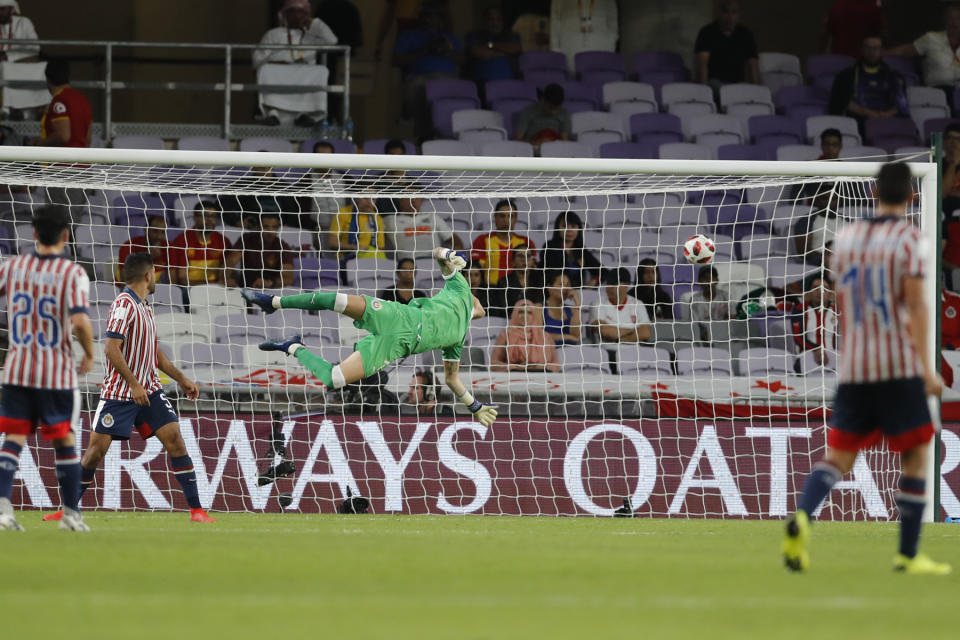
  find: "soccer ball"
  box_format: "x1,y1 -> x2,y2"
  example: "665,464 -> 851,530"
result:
683,234 -> 716,265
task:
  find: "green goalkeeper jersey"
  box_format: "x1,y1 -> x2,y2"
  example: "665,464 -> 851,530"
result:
407,272 -> 473,361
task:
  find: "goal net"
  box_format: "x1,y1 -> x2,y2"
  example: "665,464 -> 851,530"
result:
0,147 -> 943,520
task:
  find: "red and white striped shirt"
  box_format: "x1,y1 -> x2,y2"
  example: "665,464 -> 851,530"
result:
101,287 -> 161,401
0,253 -> 90,390
833,216 -> 925,383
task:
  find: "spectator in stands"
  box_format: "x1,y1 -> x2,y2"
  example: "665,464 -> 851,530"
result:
592,267 -> 651,343
633,258 -> 674,321
829,35 -> 909,125
542,271 -> 581,345
688,266 -> 734,342
0,0 -> 38,62
792,277 -> 838,366
550,0 -> 618,67
490,300 -> 561,372
231,212 -> 294,289
942,124 -> 960,289
509,1 -> 551,52
944,287 -> 960,349
394,2 -> 462,139
489,242 -> 544,318
303,140 -> 345,232
29,59 -> 91,148
170,201 -> 235,286
466,5 -> 521,87
818,127 -> 843,161
820,0 -> 884,58
376,139 -> 418,213
253,0 -> 337,127
0,0 -> 44,119
116,214 -> 173,286
886,4 -> 960,93
374,0 -> 450,61
514,83 -> 571,144
794,183 -> 840,267
328,196 -> 387,259
226,164 -> 305,230
541,211 -> 600,288
0,124 -> 21,145
465,263 -> 492,314
694,0 -> 760,88
378,257 -> 427,303
385,195 -> 462,260
471,199 -> 536,286
404,368 -> 453,415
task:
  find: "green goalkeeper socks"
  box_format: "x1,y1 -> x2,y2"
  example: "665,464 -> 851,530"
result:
281,292 -> 338,311
293,346 -> 334,387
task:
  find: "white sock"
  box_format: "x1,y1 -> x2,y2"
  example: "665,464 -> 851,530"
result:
286,343 -> 303,356
333,293 -> 348,313
331,365 -> 347,389
271,296 -> 281,309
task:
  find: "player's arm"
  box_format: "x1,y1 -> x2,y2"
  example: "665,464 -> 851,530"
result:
443,359 -> 497,427
433,246 -> 466,276
471,295 -> 485,320
156,347 -> 199,400
903,275 -> 944,396
71,312 -> 95,375
104,337 -> 151,406
34,118 -> 71,146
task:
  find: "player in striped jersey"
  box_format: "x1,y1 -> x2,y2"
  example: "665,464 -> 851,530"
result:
783,163 -> 950,575
42,253 -> 215,524
0,206 -> 94,532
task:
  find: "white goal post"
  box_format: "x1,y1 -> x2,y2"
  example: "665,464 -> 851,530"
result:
0,145 -> 943,521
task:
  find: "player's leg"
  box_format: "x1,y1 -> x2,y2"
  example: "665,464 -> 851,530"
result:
41,389 -> 89,531
147,391 -> 215,523
43,430 -> 113,522
242,288 -> 367,321
0,431 -> 27,531
890,445 -> 950,574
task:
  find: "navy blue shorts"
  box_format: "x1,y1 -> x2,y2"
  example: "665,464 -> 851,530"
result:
0,385 -> 79,440
828,377 -> 934,453
92,390 -> 179,440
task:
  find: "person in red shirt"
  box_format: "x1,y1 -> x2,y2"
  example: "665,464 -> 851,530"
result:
821,0 -> 884,58
116,214 -> 173,286
471,199 -> 536,286
231,213 -> 294,289
32,58 -> 92,148
944,288 -> 960,350
170,201 -> 236,286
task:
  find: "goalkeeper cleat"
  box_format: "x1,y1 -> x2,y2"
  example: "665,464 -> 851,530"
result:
893,553 -> 952,575
241,288 -> 277,314
257,460 -> 297,486
42,509 -> 64,521
782,510 -> 811,572
259,335 -> 303,355
190,508 -> 217,523
58,508 -> 90,532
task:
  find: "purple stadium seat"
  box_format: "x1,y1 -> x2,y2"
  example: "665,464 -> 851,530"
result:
882,55 -> 921,85
111,193 -> 164,227
112,135 -> 164,150
177,136 -> 229,152
425,78 -> 479,103
738,347 -> 794,377
686,114 -> 745,149
559,81 -> 600,109
571,111 -> 626,140
540,140 -> 594,158
805,114 -> 861,145
451,109 -> 505,135
300,138 -> 357,154
661,82 -> 715,111
484,79 -> 537,107
363,138 -> 417,155
519,51 -> 567,75
676,346 -> 733,376
240,136 -> 292,153
711,204 -> 769,239
687,189 -> 743,206
479,140 -> 534,157
717,144 -> 766,161
749,114 -> 805,145
598,142 -> 654,159
491,97 -> 535,136
864,117 -> 918,147
421,140 -> 475,156
557,345 -> 609,372
923,117 -> 960,142
774,85 -> 829,113
523,68 -> 567,88
658,142 -> 714,160
602,81 -> 657,110
634,133 -> 683,157
295,256 -> 321,289
638,69 -> 690,98
629,112 -> 683,141
432,96 -> 482,137
758,52 -> 803,94
805,54 -> 854,82
574,51 -> 627,81
632,51 -> 686,76
180,342 -> 242,367
618,345 -> 673,376
659,263 -> 696,285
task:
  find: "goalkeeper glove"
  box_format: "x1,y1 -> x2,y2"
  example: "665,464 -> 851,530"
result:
439,248 -> 467,272
458,391 -> 498,426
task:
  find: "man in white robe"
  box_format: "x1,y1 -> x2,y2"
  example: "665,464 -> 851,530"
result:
253,0 -> 338,127
0,0 -> 46,114
549,0 -> 619,71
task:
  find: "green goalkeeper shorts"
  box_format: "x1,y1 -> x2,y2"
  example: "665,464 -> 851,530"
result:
352,296 -> 421,377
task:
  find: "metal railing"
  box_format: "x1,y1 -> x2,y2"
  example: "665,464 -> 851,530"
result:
0,39 -> 351,141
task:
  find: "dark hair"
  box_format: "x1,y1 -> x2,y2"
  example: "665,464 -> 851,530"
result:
542,83 -> 565,107
636,257 -> 661,285
820,128 -> 843,144
494,198 -> 516,213
31,205 -> 71,247
945,123 -> 960,137
313,140 -> 335,153
414,368 -> 437,402
146,213 -> 166,226
546,269 -> 567,288
44,59 -> 70,86
194,200 -> 218,215
123,252 -> 155,284
863,33 -> 883,43
260,212 -> 281,223
384,139 -> 407,154
549,211 -> 584,248
697,265 -> 719,283
875,162 -> 913,205
604,267 -> 631,286
397,257 -> 415,269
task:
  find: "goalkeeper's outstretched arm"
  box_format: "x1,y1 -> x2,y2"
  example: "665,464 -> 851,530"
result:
433,246 -> 466,276
443,360 -> 497,427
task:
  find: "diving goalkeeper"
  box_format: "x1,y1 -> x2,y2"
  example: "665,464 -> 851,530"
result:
241,247 -> 498,427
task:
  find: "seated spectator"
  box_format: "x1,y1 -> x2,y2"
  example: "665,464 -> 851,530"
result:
794,190 -> 840,266
116,214 -> 173,286
694,0 -> 760,88
541,211 -> 600,287
297,140 -> 346,234
170,201 -> 235,286
886,4 -> 960,96
0,0 -> 45,118
514,83 -> 571,144
489,243 -> 543,318
816,127 -> 843,161
550,0 -> 618,65
30,59 -> 92,148
374,0 -> 450,62
592,267 -> 651,343
385,195 -> 462,259
465,263 -> 492,313
633,258 -> 674,321
253,0 -> 337,127
403,368 -> 453,416
944,287 -> 960,349
490,300 -> 561,372
0,1 -> 38,62
829,35 -> 908,125
820,0 -> 884,57
328,196 -> 387,259
542,271 -> 581,345
510,2 -> 551,52
688,266 -> 735,341
471,199 -> 536,286
225,165 -> 305,230
377,257 -> 427,303
231,212 -> 294,289
801,241 -> 835,292
791,277 -> 838,367
466,5 -> 521,86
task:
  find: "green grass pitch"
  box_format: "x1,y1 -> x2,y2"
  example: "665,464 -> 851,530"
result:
2,513 -> 957,639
